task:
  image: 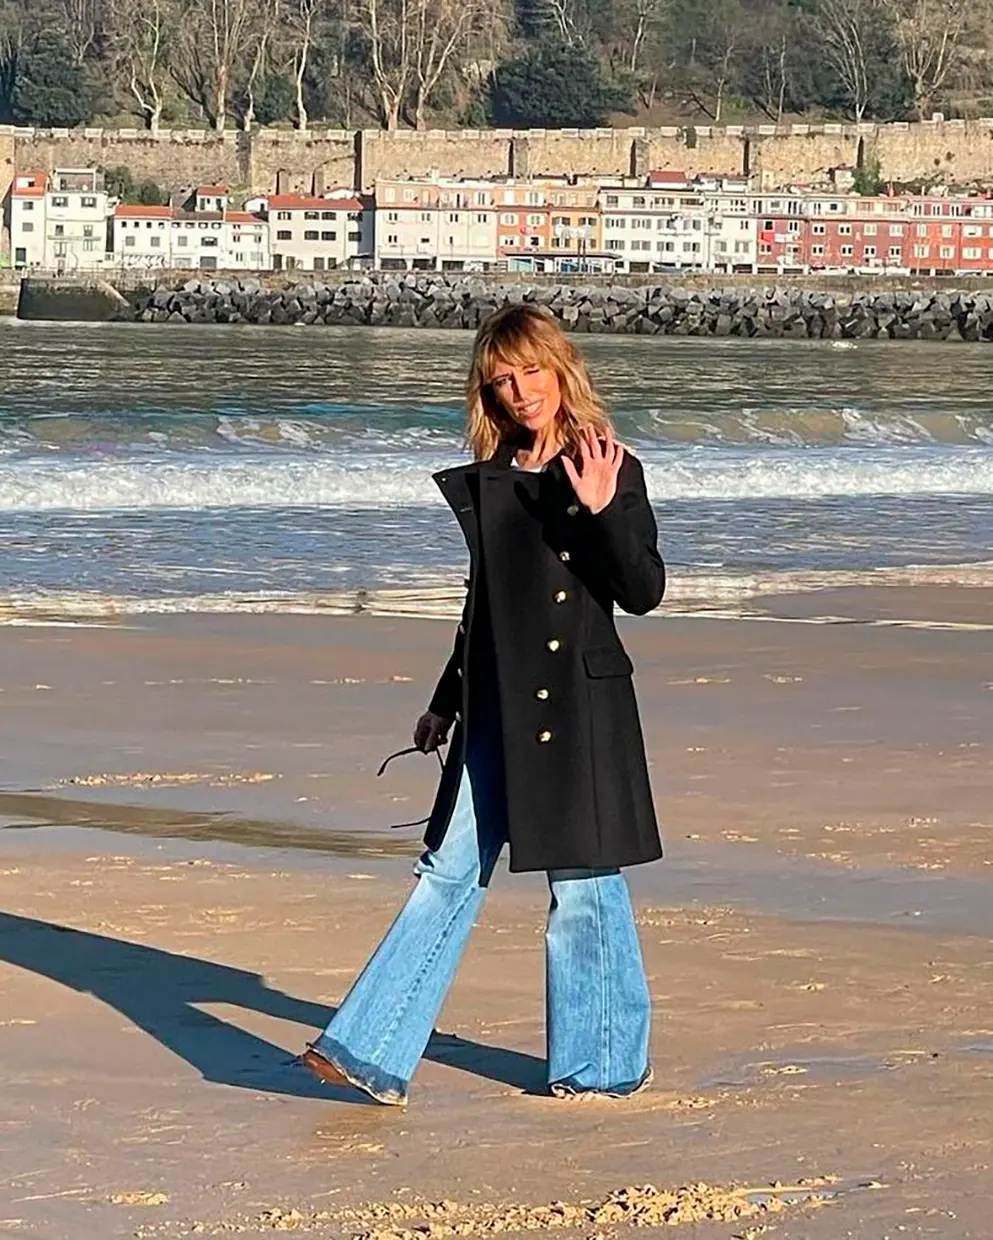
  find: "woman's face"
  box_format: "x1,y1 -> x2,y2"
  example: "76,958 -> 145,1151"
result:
488,357 -> 562,437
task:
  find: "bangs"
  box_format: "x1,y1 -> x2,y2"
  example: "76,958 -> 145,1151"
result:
479,315 -> 562,382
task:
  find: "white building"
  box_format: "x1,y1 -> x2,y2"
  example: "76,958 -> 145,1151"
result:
222,210 -> 270,269
112,204 -> 172,269
268,192 -> 371,272
43,169 -> 111,272
374,176 -> 499,271
9,171 -> 48,268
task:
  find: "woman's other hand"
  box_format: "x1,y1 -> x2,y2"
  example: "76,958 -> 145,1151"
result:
562,426 -> 626,515
414,711 -> 452,753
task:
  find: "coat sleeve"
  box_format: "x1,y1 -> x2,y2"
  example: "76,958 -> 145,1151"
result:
587,452 -> 665,616
428,625 -> 464,720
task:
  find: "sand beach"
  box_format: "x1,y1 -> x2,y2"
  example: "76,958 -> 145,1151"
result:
1,589 -> 991,1239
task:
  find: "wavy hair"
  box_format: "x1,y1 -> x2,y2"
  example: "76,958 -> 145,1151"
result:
466,304 -> 611,461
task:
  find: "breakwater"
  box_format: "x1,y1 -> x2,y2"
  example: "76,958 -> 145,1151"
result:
126,275 -> 993,340
15,273 -> 993,340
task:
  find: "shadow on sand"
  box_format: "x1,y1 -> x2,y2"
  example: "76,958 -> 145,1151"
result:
0,911 -> 547,1104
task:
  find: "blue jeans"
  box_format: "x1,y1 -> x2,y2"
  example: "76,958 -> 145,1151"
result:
311,738 -> 652,1103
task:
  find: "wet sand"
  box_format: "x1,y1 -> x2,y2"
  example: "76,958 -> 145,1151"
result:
1,591 -> 991,1238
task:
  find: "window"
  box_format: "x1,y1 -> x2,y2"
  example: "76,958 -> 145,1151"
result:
314,256 -> 325,270
304,210 -> 319,220
125,236 -> 136,248
917,224 -> 928,237
864,223 -> 877,236
304,230 -> 319,241
448,212 -> 461,223
631,218 -> 652,230
631,240 -> 651,252
763,219 -> 774,231
83,225 -> 94,239
81,196 -> 96,208
22,201 -> 33,212
606,218 -> 626,229
499,235 -> 514,247
888,246 -> 902,259
682,241 -> 700,253
387,211 -> 399,223
420,237 -> 431,245
940,245 -> 955,258
605,195 -> 618,207
890,224 -> 904,237
715,240 -> 728,253
321,230 -> 336,241
54,224 -> 65,237
176,235 -> 188,247
83,239 -> 95,252
759,243 -> 772,255
52,195 -> 69,207
841,244 -> 853,256
234,252 -> 244,264
150,235 -> 161,248
812,223 -> 826,235
962,246 -> 982,259
605,239 -> 624,251
657,240 -> 675,253
963,224 -> 982,237
402,188 -> 414,202
500,213 -> 516,225
942,224 -> 953,237
348,231 -> 360,242
421,212 -> 432,223
277,211 -> 291,221
475,213 -> 487,224
527,214 -> 543,226
839,224 -> 852,235
201,237 -> 218,247
811,244 -> 825,256
21,221 -> 34,233
277,230 -> 291,241
387,233 -> 398,244
787,220 -> 800,234
913,245 -> 930,258
321,211 -> 335,220
864,245 -> 876,257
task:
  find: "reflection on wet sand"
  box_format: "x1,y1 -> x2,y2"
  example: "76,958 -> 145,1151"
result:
0,790 -> 418,859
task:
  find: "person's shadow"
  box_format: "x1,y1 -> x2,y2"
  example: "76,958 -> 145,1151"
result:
0,911 -> 546,1103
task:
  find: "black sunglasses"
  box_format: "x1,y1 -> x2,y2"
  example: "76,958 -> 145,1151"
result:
377,744 -> 446,829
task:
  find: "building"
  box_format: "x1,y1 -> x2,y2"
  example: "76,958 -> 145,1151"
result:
8,171 -> 48,268
222,210 -> 270,269
375,176 -> 499,272
112,204 -> 172,268
194,184 -> 229,213
42,169 -> 110,272
268,192 -> 370,271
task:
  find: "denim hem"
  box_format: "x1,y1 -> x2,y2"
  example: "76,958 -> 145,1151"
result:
310,1036 -> 409,1106
548,1065 -> 653,1100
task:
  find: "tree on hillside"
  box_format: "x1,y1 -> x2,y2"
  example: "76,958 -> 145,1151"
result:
667,0 -> 745,122
172,0 -> 256,132
107,0 -> 173,132
490,40 -> 634,127
11,30 -> 93,125
880,0 -> 971,119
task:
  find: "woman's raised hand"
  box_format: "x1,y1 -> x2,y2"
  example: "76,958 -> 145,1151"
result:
562,426 -> 626,516
414,710 -> 452,753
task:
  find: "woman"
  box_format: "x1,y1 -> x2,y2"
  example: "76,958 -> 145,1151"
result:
302,304 -> 665,1106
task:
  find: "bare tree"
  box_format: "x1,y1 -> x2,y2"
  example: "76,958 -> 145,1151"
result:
357,0 -> 414,130
107,0 -> 172,132
284,0 -> 324,130
174,0 -> 255,132
242,0 -> 281,130
534,0 -> 584,46
880,0 -> 971,118
410,0 -> 490,130
61,0 -> 102,65
813,0 -> 878,123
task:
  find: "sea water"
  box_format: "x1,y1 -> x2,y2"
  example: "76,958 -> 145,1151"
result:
1,320 -> 991,620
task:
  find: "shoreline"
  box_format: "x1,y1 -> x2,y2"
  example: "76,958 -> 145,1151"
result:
2,584 -> 991,1237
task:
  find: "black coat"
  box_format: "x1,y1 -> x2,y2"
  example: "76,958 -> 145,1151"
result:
424,442 -> 665,874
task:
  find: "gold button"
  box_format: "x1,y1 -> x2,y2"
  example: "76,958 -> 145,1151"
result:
559,550 -> 571,563
535,687 -> 549,700
537,729 -> 553,743
566,504 -> 579,517
546,639 -> 561,652
554,590 -> 568,603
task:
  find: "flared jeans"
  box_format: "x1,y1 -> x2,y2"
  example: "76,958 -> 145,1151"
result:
310,729 -> 653,1104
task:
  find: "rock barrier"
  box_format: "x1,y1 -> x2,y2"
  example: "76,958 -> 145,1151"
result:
104,274 -> 993,340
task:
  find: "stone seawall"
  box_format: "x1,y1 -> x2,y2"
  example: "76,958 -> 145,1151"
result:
6,116 -> 993,197
115,273 -> 993,340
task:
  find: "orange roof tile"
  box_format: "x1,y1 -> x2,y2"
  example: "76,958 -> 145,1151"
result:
224,210 -> 265,224
115,204 -> 173,219
268,194 -> 365,212
196,184 -> 229,195
12,172 -> 49,198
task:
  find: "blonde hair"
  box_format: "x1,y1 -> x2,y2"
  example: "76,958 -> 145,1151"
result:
466,304 -> 611,461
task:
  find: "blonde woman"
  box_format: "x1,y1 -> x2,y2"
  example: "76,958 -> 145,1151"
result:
303,304 -> 665,1105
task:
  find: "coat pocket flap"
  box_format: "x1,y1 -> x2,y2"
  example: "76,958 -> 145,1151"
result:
582,646 -> 634,678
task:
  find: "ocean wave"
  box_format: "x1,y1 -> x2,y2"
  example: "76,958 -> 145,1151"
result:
1,446 -> 992,512
3,562 -> 992,625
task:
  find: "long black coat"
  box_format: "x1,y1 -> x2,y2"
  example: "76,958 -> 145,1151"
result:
425,442 -> 665,873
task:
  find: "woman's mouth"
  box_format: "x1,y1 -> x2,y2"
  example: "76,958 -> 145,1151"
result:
516,400 -> 543,421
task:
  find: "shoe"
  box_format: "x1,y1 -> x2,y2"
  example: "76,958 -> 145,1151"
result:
549,1065 -> 654,1100
300,1043 -> 407,1107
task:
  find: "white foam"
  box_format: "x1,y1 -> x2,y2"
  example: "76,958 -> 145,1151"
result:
1,445 -> 992,512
